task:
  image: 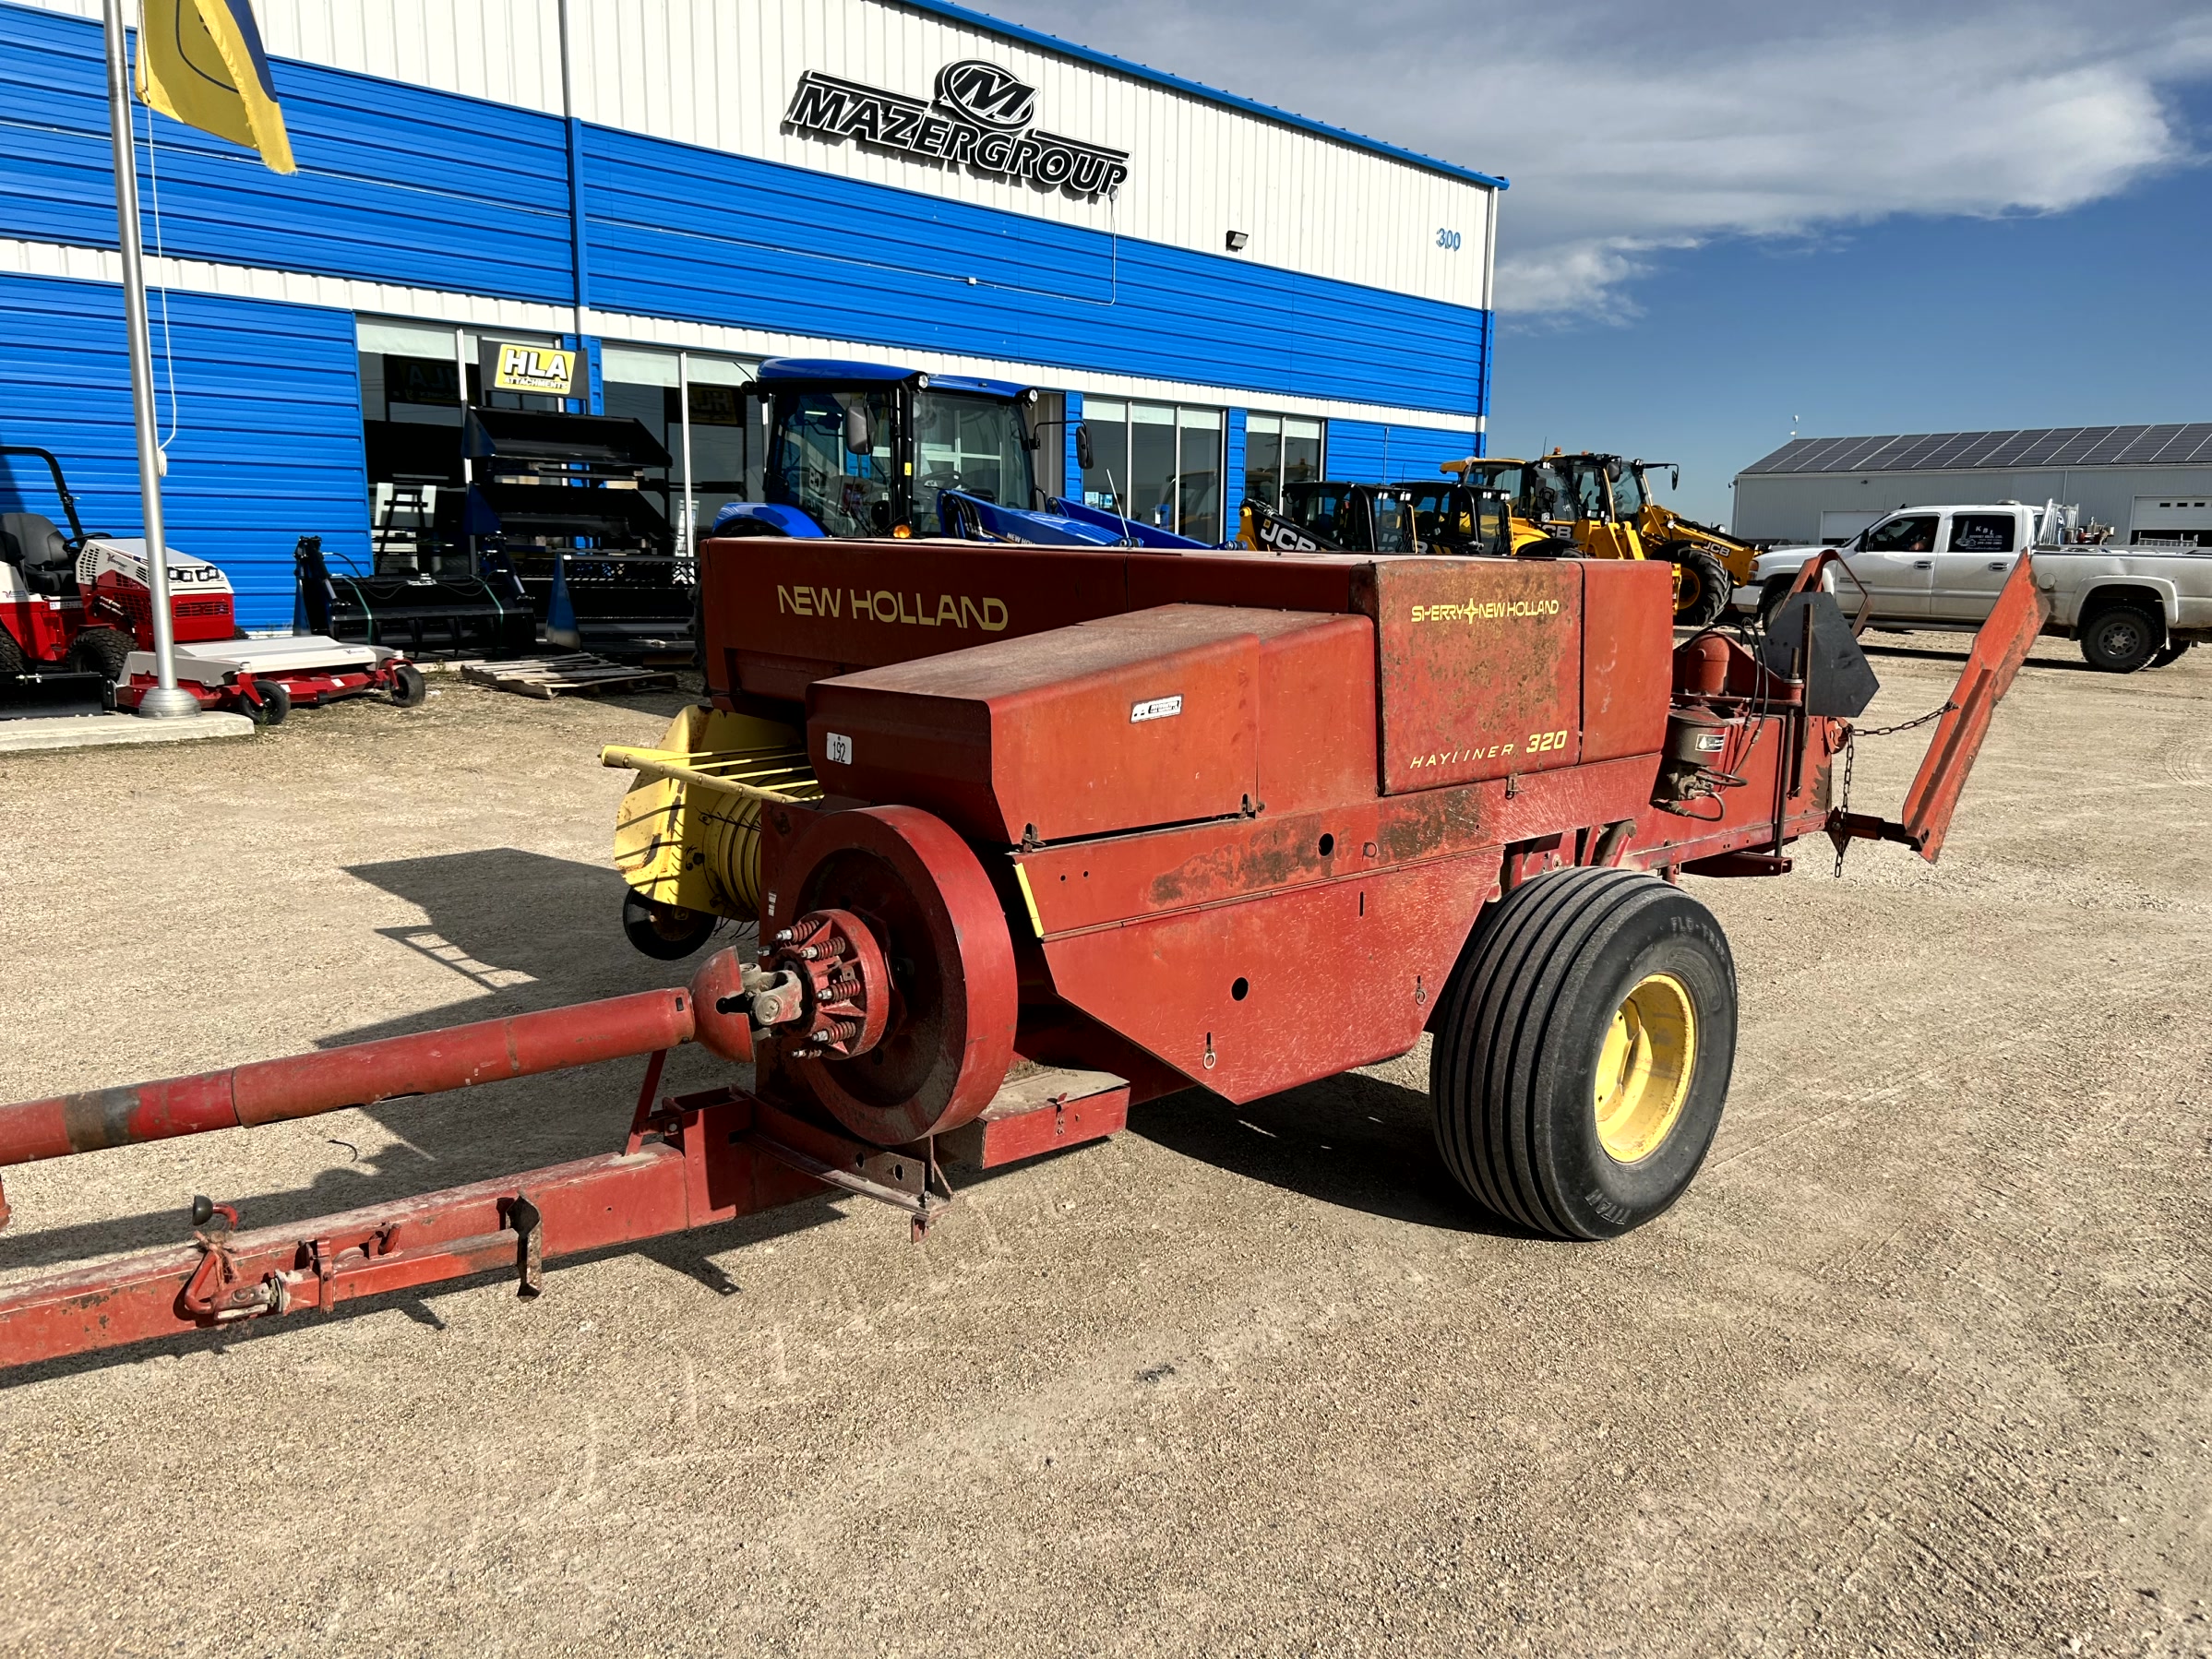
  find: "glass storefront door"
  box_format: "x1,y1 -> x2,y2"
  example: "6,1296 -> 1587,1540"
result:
1078,397 -> 1226,541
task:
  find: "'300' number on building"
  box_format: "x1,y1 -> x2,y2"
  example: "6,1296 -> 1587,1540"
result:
1435,228 -> 1463,251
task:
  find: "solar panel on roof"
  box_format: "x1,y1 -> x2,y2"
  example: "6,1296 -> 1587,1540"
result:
1739,422 -> 2212,473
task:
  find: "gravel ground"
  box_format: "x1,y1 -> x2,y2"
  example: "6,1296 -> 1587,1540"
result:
0,639 -> 2206,1658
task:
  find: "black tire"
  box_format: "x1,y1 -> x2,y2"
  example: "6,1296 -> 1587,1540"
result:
66,626 -> 133,684
0,624 -> 26,677
2078,606 -> 2160,674
2150,639 -> 2193,669
622,889 -> 717,961
1429,866 -> 1737,1240
389,662 -> 428,707
1668,546 -> 1733,627
244,680 -> 291,726
1755,576 -> 1797,630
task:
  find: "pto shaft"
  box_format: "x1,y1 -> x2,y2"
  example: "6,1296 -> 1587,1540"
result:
0,949 -> 768,1174
0,991 -> 695,1169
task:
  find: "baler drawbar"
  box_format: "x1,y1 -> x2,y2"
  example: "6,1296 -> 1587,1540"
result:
0,536 -> 2050,1371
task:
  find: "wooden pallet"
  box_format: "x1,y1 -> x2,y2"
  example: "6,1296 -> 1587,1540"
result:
460,653 -> 678,699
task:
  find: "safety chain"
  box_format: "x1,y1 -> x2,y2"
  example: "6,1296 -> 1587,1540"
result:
1832,699 -> 1958,877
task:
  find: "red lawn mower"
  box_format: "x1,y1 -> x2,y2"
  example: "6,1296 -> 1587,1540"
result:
0,447 -> 425,722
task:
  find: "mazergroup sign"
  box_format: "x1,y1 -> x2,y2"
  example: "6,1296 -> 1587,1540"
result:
784,58 -> 1130,197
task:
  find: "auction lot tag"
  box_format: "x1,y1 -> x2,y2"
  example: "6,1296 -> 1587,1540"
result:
1130,695 -> 1182,723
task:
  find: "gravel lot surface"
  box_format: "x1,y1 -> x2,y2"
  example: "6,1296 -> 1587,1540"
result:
0,639 -> 2206,1657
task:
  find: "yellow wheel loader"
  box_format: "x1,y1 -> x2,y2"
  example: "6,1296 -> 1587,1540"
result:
1440,452 -> 1732,627
1623,460 -> 1762,622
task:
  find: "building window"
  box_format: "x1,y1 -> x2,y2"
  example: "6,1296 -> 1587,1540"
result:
1080,399 -> 1226,542
1243,412 -> 1324,510
599,344 -> 759,546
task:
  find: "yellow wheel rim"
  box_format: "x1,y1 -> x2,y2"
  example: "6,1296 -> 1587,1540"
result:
1594,973 -> 1696,1164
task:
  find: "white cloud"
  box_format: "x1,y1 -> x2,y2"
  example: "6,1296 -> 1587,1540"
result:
974,0 -> 2212,317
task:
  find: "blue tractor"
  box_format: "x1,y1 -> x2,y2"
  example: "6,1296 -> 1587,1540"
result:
712,359 -> 1213,550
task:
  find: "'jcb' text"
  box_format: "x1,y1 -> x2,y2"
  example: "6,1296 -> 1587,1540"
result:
778,585 -> 1009,630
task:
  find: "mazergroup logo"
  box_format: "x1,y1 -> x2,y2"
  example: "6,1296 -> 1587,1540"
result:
934,60 -> 1035,130
784,58 -> 1130,198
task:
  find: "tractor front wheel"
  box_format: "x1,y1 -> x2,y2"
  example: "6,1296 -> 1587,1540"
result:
1668,546 -> 1733,627
66,626 -> 132,684
1429,866 -> 1737,1239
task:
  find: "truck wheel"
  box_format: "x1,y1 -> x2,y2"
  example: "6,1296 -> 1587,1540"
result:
1755,576 -> 1797,630
2078,606 -> 2160,674
622,889 -> 717,961
1429,866 -> 1737,1240
66,626 -> 133,683
1668,546 -> 1732,627
389,662 -> 428,707
2150,639 -> 2193,669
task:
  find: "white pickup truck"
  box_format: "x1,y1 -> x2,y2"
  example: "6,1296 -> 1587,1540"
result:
1736,501 -> 2212,672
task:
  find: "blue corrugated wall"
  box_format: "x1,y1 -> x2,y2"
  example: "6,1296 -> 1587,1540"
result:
0,4 -> 1491,420
0,271 -> 368,630
0,4 -> 576,304
581,127 -> 1489,415
1326,420 -> 1481,484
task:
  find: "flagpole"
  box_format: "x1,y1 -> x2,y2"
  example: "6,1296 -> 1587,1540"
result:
103,0 -> 195,718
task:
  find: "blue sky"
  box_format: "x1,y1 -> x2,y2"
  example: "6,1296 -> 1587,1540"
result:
978,0 -> 2212,526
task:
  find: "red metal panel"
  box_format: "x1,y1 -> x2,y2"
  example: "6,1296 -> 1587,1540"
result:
1127,550 -> 1368,615
1013,753 -> 1663,937
702,538 -> 1133,703
808,607 -> 1270,845
1579,560 -> 1674,763
1253,615 -> 1377,816
1358,559 -> 1585,793
1040,855 -> 1501,1104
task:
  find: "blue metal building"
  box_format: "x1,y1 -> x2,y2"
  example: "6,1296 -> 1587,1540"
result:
0,0 -> 1502,627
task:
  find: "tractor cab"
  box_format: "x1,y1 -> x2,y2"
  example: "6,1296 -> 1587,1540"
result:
1277,481 -> 1422,553
718,361 -> 1045,540
1440,456 -> 1577,554
1391,479 -> 1516,557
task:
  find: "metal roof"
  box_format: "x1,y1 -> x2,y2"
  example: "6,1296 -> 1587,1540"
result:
894,0 -> 1510,192
1741,424 -> 2212,476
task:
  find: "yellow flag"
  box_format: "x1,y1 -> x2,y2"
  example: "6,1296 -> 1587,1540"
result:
135,0 -> 296,174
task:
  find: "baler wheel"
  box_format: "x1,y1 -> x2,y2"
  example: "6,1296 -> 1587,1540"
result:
1429,866 -> 1736,1240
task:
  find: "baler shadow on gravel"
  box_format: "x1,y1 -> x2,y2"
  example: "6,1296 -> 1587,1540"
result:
0,541 -> 2048,1370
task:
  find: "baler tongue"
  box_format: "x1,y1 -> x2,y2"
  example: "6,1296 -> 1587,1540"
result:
1826,550 -> 2052,863
0,877 -> 1116,1369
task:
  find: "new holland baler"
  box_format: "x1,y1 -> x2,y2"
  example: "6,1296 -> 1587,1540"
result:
0,532 -> 2048,1369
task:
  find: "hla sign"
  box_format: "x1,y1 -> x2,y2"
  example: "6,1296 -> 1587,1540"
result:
784,58 -> 1130,198
492,343 -> 577,396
